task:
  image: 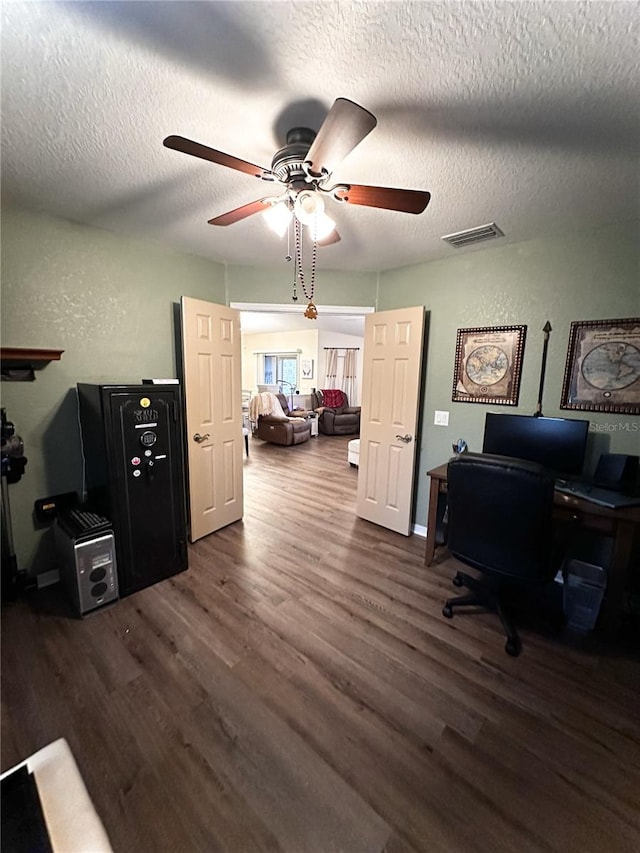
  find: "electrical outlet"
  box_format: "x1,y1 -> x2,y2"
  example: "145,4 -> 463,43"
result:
434,410 -> 450,426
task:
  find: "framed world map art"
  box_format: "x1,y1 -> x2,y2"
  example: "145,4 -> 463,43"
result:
560,317 -> 640,415
451,325 -> 527,406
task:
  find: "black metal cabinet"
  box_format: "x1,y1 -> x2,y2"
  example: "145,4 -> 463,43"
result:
77,384 -> 188,596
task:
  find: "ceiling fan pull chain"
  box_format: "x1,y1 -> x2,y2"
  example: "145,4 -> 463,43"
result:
294,216 -> 318,319
303,218 -> 318,320
295,218 -> 307,296
289,220 -> 297,302
309,215 -> 317,294
295,218 -> 303,289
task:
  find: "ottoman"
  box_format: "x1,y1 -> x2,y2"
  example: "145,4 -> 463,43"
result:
348,439 -> 360,467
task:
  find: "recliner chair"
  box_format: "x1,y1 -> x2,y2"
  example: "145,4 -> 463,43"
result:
442,452 -> 559,656
254,393 -> 311,446
310,390 -> 360,436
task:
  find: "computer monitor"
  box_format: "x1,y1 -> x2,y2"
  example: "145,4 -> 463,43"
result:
482,413 -> 589,478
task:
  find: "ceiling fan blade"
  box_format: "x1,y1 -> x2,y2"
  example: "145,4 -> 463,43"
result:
334,184 -> 431,214
164,135 -> 273,180
318,228 -> 341,246
208,198 -> 272,226
305,98 -> 377,177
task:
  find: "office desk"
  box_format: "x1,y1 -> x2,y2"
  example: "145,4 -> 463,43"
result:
425,463 -> 640,631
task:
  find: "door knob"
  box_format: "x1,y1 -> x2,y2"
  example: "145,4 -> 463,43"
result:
193,433 -> 210,443
395,434 -> 413,443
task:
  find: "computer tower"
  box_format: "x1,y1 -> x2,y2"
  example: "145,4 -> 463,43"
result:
76,384 -> 188,597
55,512 -> 118,617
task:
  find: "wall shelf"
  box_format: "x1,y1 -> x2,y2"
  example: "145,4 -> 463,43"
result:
1,347 -> 64,381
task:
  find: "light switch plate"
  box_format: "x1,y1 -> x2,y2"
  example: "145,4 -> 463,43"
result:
434,410 -> 450,426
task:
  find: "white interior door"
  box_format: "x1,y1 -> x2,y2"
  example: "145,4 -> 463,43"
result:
356,306 -> 425,535
181,297 -> 243,542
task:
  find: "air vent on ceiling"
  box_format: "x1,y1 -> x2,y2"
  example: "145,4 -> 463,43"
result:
441,222 -> 504,249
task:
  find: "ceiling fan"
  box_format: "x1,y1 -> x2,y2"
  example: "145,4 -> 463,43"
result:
163,97 -> 431,245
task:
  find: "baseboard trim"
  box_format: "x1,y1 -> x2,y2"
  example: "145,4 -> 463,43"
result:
412,524 -> 427,538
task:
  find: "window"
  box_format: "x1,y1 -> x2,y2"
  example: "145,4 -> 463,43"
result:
262,353 -> 298,389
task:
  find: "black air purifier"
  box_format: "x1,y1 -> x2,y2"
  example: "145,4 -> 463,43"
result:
77,384 -> 188,597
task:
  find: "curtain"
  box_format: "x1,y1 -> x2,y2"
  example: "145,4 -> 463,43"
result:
342,349 -> 357,405
324,348 -> 338,387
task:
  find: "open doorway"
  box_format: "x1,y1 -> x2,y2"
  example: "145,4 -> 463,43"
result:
232,302 -> 373,410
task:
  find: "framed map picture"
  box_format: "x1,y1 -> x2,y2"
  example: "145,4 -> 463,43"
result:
560,318 -> 640,414
452,325 -> 527,406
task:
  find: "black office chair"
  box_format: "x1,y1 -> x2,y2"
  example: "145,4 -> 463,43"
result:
442,452 -> 558,656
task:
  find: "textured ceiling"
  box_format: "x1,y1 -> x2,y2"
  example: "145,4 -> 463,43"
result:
1,1 -> 638,273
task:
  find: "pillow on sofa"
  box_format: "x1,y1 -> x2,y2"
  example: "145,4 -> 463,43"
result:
321,389 -> 345,408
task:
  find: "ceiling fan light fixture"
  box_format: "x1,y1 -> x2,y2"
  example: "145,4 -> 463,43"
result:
312,212 -> 336,241
294,190 -> 325,225
262,201 -> 292,237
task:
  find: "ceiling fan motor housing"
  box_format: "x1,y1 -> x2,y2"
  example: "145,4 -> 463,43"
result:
271,127 -> 317,186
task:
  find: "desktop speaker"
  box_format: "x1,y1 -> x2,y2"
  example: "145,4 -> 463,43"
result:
592,453 -> 639,494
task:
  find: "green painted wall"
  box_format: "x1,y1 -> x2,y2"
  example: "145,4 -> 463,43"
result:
1,205 -> 226,573
379,220 -> 640,529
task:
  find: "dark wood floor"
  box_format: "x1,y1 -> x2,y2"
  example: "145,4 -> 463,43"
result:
2,433 -> 640,852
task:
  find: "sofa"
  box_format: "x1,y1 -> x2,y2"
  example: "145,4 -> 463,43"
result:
311,390 -> 361,436
253,393 -> 311,446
